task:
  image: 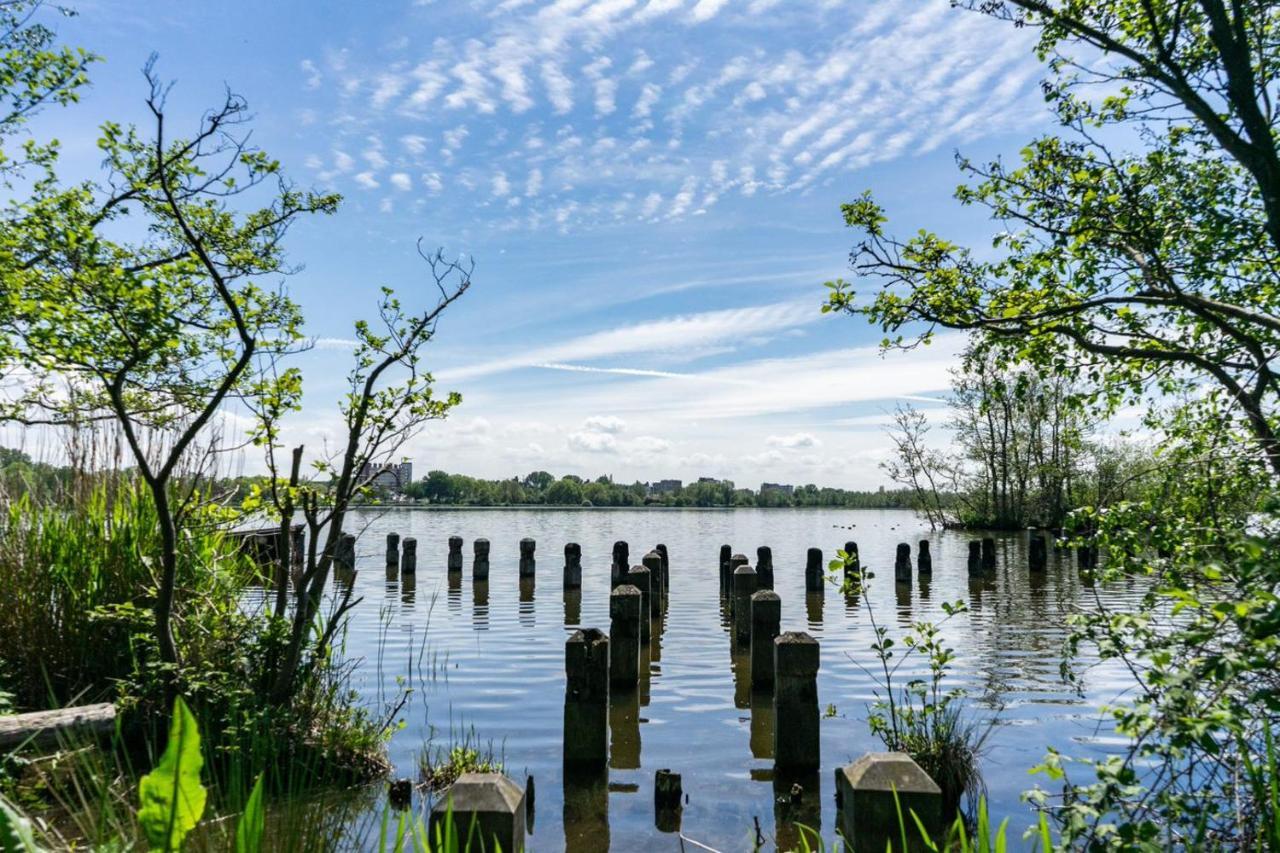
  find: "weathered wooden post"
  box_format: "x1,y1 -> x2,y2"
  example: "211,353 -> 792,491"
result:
843,541 -> 861,583
654,769 -> 682,833
564,629 -> 609,768
981,537 -> 996,570
400,536 -> 416,576
894,543 -> 912,583
835,753 -> 942,852
727,554 -> 749,615
609,585 -> 641,687
429,772 -> 527,853
473,538 -> 490,581
750,590 -> 781,690
774,632 -> 820,771
519,537 -> 536,578
611,541 -> 629,588
336,532 -> 357,574
386,533 -> 400,571
642,551 -> 663,614
732,565 -> 758,646
967,541 -> 982,576
805,547 -> 824,593
445,535 -> 463,572
564,542 -> 582,588
917,540 -> 932,575
623,565 -> 652,644
655,544 -> 669,595
719,544 -> 732,593
757,545 -> 774,590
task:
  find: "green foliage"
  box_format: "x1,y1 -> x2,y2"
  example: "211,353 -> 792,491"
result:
417,728 -> 504,792
0,794 -> 42,853
138,696 -> 207,851
233,773 -> 264,853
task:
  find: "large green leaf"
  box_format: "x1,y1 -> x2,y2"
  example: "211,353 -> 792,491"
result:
0,794 -> 43,853
138,696 -> 207,851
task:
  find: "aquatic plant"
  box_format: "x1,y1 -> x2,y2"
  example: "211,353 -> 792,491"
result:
417,727 -> 505,791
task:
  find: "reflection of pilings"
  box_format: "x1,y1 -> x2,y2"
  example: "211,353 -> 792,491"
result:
749,685 -> 775,759
967,541 -> 982,576
519,537 -> 536,578
447,535 -> 463,572
472,580 -> 489,631
654,770 -> 682,834
564,542 -> 582,589
447,570 -> 461,611
609,585 -> 641,688
981,537 -> 996,570
757,546 -> 774,590
894,543 -> 912,582
918,540 -> 932,575
805,591 -> 824,628
805,548 -> 824,593
1030,532 -> 1047,572
773,769 -> 821,853
563,766 -> 609,853
519,577 -> 535,625
386,533 -> 400,572
608,686 -> 641,770
774,632 -> 820,771
473,538 -> 490,581
563,587 -> 581,627
642,551 -> 664,614
733,565 -> 758,646
611,541 -> 629,588
624,565 -> 652,644
731,639 -> 751,710
751,590 -> 781,690
894,580 -> 911,621
564,629 -> 609,769
401,572 -> 416,606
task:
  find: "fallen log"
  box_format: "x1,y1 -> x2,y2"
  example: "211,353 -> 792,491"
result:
0,703 -> 117,750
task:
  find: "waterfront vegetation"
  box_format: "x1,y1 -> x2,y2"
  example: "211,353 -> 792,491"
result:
1,0 -> 1279,850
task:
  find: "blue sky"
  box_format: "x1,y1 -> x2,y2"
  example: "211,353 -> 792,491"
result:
38,0 -> 1053,489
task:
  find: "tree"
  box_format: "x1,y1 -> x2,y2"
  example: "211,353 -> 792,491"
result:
881,405 -> 951,529
826,0 -> 1280,478
0,62 -> 336,673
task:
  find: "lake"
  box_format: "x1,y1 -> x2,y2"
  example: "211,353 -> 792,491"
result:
327,507 -> 1136,851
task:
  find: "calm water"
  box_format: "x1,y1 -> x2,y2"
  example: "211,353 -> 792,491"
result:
326,507 -> 1137,851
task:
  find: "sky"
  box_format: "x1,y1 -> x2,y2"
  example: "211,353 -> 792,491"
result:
27,0 -> 1057,490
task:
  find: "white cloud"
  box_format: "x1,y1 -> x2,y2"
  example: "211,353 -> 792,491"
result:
568,431 -> 619,453
690,0 -> 731,23
389,172 -> 412,191
525,167 -> 543,197
421,171 -> 444,193
492,171 -> 512,196
583,415 -> 626,434
401,134 -> 428,155
767,432 -> 819,449
354,171 -> 379,189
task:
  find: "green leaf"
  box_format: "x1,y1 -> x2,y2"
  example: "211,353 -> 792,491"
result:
234,773 -> 265,853
138,696 -> 207,851
0,795 -> 43,852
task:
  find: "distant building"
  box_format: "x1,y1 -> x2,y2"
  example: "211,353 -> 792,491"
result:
697,476 -> 720,484
359,460 -> 413,494
760,482 -> 794,496
649,479 -> 682,495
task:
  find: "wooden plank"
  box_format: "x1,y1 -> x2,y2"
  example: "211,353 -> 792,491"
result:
0,702 -> 117,749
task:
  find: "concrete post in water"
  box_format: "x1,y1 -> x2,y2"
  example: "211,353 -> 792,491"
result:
447,535 -> 463,573
917,540 -> 932,575
719,544 -> 732,593
732,565 -> 758,646
611,541 -> 629,588
894,543 -> 912,583
335,532 -> 357,574
981,537 -> 996,570
656,544 -> 669,594
609,585 -> 641,687
642,551 -> 664,614
400,536 -> 416,576
654,769 -> 682,833
750,590 -> 782,690
774,631 -> 820,770
805,547 -> 824,593
386,533 -> 400,570
623,565 -> 652,644
757,545 -> 774,590
564,628 -> 609,768
564,543 -> 582,589
967,541 -> 982,576
429,772 -> 527,853
519,537 -> 536,578
473,538 -> 490,581
835,753 -> 942,852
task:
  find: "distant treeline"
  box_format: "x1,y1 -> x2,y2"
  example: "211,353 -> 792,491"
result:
399,470 -> 925,509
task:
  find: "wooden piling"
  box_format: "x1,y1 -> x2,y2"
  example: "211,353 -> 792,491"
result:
750,590 -> 781,690
774,632 -> 821,771
564,629 -> 609,768
473,538 -> 490,581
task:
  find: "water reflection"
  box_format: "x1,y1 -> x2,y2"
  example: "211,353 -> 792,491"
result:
773,770 -> 821,852
400,572 -> 415,606
471,580 -> 489,631
563,588 -> 581,627
750,689 -> 775,760
805,591 -> 824,630
519,577 -> 535,628
563,767 -> 609,853
609,687 -> 641,770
